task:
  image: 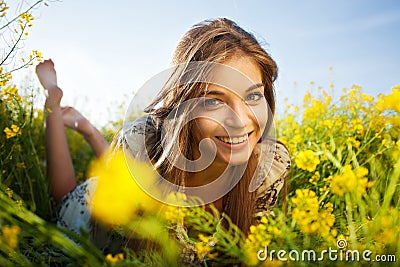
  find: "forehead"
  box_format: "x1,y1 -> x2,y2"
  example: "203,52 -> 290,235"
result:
206,56 -> 263,95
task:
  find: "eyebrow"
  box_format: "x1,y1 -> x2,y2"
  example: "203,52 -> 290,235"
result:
202,83 -> 264,96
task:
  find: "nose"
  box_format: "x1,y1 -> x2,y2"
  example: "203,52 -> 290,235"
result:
223,100 -> 253,130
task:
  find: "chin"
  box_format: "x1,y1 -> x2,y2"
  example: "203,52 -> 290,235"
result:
229,158 -> 251,166
217,153 -> 252,166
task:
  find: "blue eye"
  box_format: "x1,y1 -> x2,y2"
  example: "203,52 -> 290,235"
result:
203,98 -> 223,107
245,92 -> 263,103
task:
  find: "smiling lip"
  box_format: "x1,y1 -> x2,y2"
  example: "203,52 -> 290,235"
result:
215,132 -> 253,149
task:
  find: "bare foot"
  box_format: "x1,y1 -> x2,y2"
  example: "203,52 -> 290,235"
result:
36,59 -> 63,108
61,107 -> 95,138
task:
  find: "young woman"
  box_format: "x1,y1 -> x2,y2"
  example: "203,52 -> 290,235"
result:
36,17 -> 291,259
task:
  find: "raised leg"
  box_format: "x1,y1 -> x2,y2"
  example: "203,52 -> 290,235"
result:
36,59 -> 77,204
61,106 -> 108,158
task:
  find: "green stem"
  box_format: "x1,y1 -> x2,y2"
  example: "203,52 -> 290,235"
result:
8,56 -> 39,73
345,194 -> 357,249
320,150 -> 342,170
382,158 -> 400,210
0,23 -> 26,65
354,127 -> 384,158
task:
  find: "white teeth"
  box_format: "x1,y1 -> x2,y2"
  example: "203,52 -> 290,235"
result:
217,135 -> 248,144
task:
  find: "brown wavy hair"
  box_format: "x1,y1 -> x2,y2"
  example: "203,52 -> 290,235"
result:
144,18 -> 278,235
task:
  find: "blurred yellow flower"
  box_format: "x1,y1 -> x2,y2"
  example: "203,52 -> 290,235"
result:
319,119 -> 333,129
295,150 -> 320,172
375,86 -> 400,113
19,12 -> 34,23
29,50 -> 43,62
5,188 -> 13,198
105,253 -> 124,264
0,71 -> 12,86
88,151 -> 161,225
1,225 -> 20,249
291,189 -> 335,237
308,171 -> 320,185
305,127 -> 314,135
303,99 -> 328,121
164,192 -> 188,224
330,165 -> 371,197
4,124 -> 22,139
351,118 -> 364,135
15,200 -> 23,209
291,189 -> 318,208
372,207 -> 399,247
381,138 -> 393,148
346,137 -> 361,149
0,84 -> 21,101
244,216 -> 278,265
195,234 -> 217,260
16,162 -> 26,169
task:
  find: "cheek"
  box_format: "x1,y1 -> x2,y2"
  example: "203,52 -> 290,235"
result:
251,103 -> 269,133
192,118 -> 218,141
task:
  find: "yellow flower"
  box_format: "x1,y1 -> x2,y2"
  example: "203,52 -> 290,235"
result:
351,118 -> 364,135
372,207 -> 399,247
0,84 -> 21,101
375,86 -> 400,113
320,119 -> 333,129
0,71 -> 12,86
244,216 -> 285,265
164,205 -> 186,225
5,188 -> 13,198
0,1 -> 8,17
291,189 -> 335,237
198,234 -> 217,244
346,137 -> 361,149
195,234 -> 217,260
88,151 -> 161,225
295,150 -> 320,172
308,171 -> 320,185
1,225 -> 20,249
195,242 -> 212,260
16,162 -> 26,169
305,127 -> 314,135
15,200 -> 23,209
106,253 -> 124,264
4,124 -> 22,139
20,12 -> 34,23
330,165 -> 371,197
31,50 -> 43,61
303,99 -> 328,121
302,92 -> 312,107
291,190 -> 319,227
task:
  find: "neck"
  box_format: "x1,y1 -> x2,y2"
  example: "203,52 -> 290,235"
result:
186,162 -> 229,213
185,160 -> 228,187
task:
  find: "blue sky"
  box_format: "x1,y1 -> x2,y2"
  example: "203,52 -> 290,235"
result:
19,0 -> 400,126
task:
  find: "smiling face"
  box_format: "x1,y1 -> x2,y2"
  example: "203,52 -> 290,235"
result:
191,55 -> 269,167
